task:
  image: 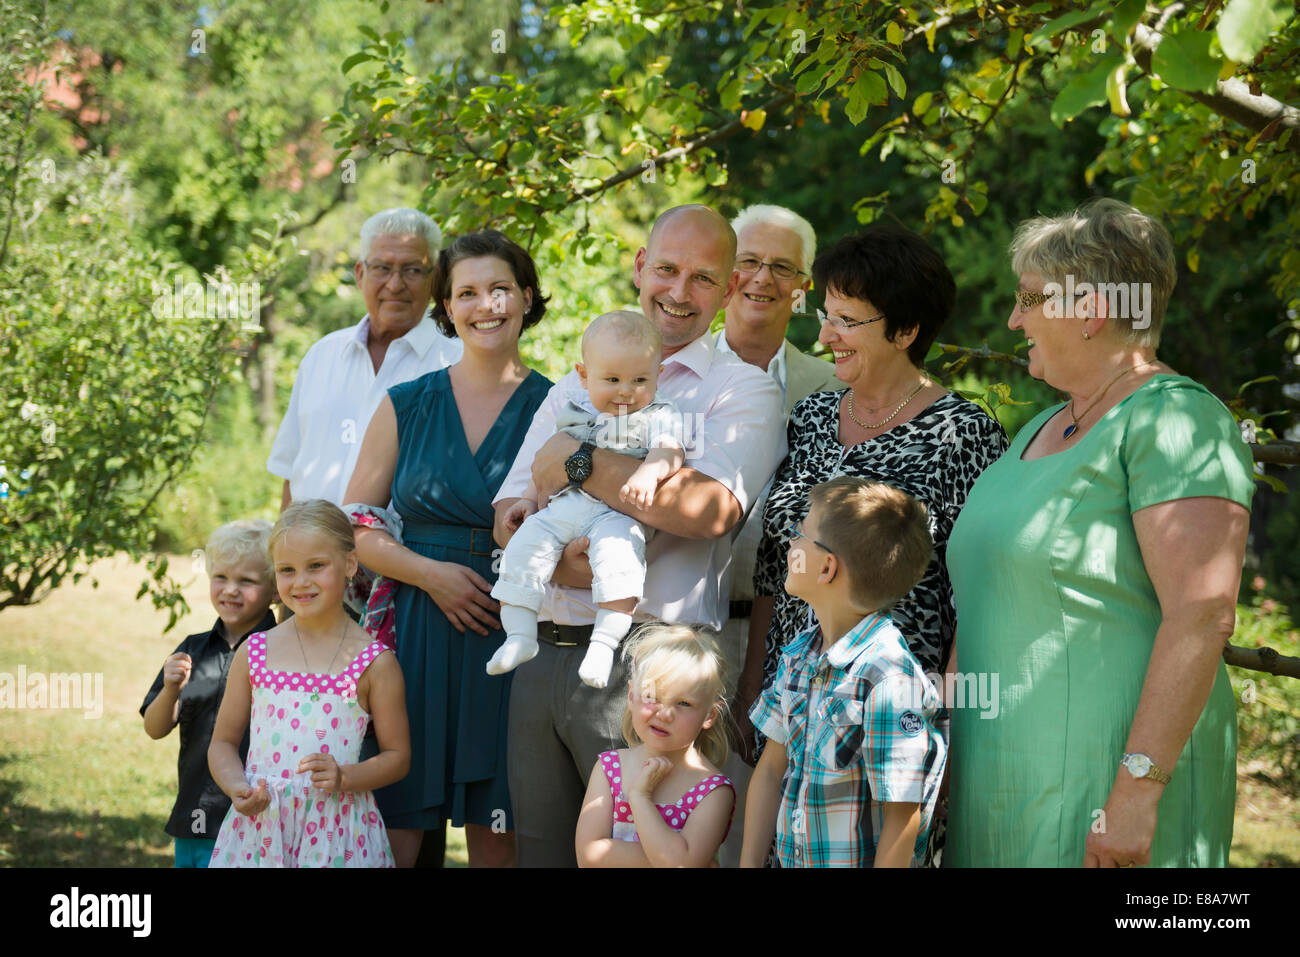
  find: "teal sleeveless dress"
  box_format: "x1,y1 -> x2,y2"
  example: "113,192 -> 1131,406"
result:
374,367 -> 551,831
945,376 -> 1256,866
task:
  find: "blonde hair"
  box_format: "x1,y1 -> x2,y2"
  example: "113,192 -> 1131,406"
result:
621,624 -> 730,768
269,500 -> 355,563
581,309 -> 661,359
205,519 -> 274,584
808,478 -> 932,611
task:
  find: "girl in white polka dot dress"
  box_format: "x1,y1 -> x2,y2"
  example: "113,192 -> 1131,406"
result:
208,501 -> 410,867
575,624 -> 735,867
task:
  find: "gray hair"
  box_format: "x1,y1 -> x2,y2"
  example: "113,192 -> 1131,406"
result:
359,207 -> 442,261
1010,198 -> 1176,347
731,204 -> 817,273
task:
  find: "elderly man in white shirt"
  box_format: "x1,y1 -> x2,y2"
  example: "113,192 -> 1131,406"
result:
713,204 -> 844,866
493,204 -> 787,867
267,207 -> 462,507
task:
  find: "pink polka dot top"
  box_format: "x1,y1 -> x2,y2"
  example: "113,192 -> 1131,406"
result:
599,750 -> 734,844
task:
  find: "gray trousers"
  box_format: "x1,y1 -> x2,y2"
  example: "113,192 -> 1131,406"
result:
507,638 -> 630,867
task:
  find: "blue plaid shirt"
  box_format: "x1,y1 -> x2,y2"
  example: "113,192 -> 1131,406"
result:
750,611 -> 946,867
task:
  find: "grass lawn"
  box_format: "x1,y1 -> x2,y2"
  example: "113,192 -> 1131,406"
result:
0,556 -> 466,867
0,555 -> 1295,867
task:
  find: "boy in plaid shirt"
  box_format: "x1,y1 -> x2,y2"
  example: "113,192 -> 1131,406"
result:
741,477 -> 945,867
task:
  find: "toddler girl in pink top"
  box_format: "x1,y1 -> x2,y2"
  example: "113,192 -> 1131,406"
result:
575,624 -> 735,867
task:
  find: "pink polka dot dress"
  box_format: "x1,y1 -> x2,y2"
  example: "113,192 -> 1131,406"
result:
210,633 -> 395,868
599,750 -> 734,843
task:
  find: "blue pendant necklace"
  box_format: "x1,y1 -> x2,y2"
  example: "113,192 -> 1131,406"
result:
1063,361 -> 1152,439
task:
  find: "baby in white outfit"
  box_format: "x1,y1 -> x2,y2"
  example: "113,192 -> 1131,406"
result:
488,310 -> 686,687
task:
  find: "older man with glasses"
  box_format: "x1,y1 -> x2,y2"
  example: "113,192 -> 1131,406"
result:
267,207 -> 462,509
712,204 -> 843,867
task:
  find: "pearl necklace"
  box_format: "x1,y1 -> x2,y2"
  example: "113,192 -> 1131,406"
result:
846,380 -> 927,430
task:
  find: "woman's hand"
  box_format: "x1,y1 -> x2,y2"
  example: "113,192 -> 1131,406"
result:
422,560 -> 501,635
298,752 -> 344,792
1083,778 -> 1160,867
232,778 -> 271,817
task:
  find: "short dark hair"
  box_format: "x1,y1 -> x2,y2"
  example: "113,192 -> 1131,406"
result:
812,225 -> 955,367
430,229 -> 549,337
809,477 -> 932,610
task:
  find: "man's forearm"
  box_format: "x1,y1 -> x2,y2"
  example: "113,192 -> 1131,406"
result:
585,451 -> 740,539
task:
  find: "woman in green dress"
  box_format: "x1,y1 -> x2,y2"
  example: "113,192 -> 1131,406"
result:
345,231 -> 552,867
945,199 -> 1256,867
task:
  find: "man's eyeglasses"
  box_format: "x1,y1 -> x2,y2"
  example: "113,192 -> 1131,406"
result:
786,521 -> 834,554
816,308 -> 885,333
736,257 -> 805,281
364,262 -> 433,284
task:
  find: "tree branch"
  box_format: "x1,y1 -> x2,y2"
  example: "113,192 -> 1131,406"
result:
1132,21 -> 1300,154
1224,642 -> 1300,679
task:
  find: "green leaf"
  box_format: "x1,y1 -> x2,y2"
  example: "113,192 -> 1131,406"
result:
845,86 -> 869,125
1151,29 -> 1221,93
886,21 -> 904,46
1049,55 -> 1120,126
1217,0 -> 1294,63
912,91 -> 933,116
884,63 -> 906,99
1111,0 -> 1146,40
1007,28 -> 1023,59
340,52 -> 372,74
1037,4 -> 1107,40
796,61 -> 833,96
1237,375 -> 1280,395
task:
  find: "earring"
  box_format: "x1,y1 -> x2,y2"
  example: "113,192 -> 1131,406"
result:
1082,329 -> 1091,340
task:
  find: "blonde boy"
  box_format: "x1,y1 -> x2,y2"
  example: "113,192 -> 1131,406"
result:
141,519 -> 278,867
741,478 -> 945,867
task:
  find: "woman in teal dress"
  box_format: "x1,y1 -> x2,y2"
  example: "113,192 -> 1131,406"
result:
945,199 -> 1256,867
346,230 -> 552,867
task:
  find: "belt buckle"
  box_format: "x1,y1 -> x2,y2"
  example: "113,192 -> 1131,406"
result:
540,621 -> 578,647
470,528 -> 494,558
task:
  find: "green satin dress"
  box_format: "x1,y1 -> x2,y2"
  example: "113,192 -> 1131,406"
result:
945,376 -> 1256,867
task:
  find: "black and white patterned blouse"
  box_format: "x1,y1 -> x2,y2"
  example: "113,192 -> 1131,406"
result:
754,389 -> 1009,688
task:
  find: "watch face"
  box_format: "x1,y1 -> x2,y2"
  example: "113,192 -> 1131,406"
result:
566,451 -> 593,484
1127,754 -> 1152,777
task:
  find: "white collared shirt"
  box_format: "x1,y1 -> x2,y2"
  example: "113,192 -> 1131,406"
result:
267,314 -> 462,504
715,327 -> 788,396
495,331 -> 787,629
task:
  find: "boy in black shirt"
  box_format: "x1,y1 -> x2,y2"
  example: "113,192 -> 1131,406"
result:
141,520 -> 277,867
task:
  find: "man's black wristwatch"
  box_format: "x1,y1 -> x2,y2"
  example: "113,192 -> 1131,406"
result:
564,441 -> 595,489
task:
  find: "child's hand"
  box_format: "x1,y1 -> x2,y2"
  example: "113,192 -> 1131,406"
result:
232,778 -> 270,816
162,652 -> 192,691
505,499 -> 538,533
619,472 -> 658,510
298,752 -> 344,792
629,756 -> 673,797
